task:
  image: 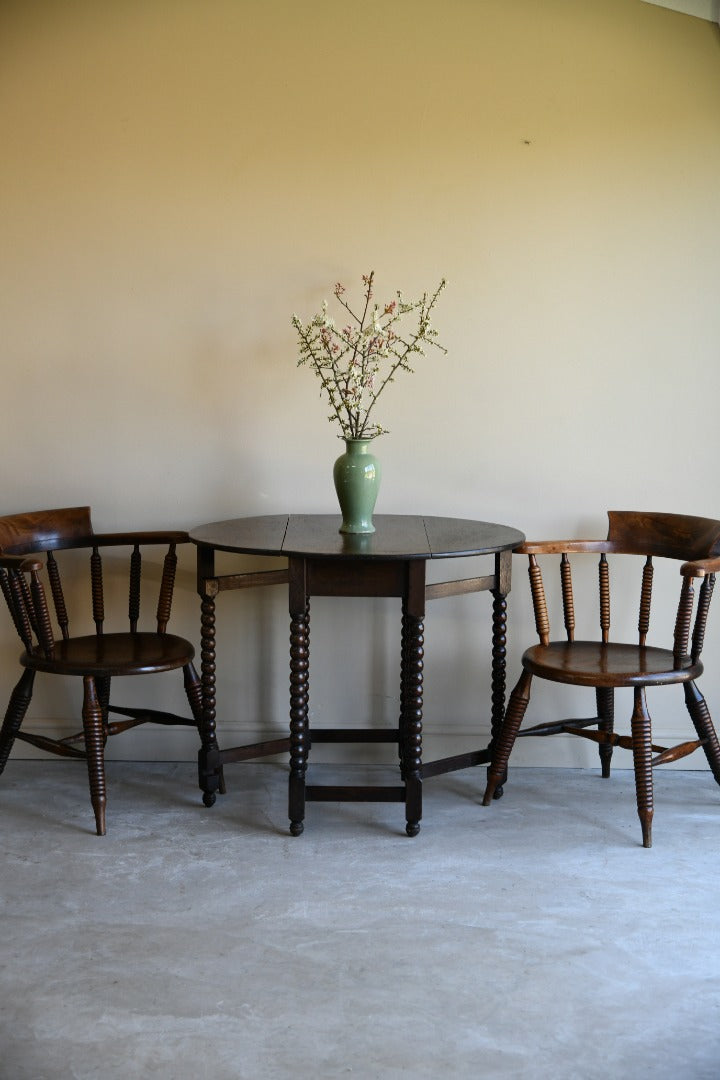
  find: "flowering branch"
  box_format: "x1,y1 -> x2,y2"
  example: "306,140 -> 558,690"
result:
292,271 -> 446,440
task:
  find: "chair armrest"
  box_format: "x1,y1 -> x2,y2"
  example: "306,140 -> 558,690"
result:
0,554 -> 43,572
515,540 -> 612,555
681,555 -> 720,578
89,530 -> 190,548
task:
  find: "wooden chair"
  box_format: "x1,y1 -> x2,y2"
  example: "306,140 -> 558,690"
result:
483,512 -> 720,847
0,507 -> 205,834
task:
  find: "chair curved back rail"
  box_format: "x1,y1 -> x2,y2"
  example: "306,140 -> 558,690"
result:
0,507 -> 188,653
521,512 -> 720,665
483,511 -> 720,847
0,507 -> 204,835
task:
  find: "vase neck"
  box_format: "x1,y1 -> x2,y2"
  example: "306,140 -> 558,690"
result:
344,437 -> 374,454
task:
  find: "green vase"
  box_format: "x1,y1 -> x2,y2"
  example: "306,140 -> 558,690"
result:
333,438 -> 381,534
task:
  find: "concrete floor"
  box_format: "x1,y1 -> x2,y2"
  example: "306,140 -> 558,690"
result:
1,761 -> 719,1080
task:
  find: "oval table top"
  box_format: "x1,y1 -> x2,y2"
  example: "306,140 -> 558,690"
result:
190,514 -> 525,561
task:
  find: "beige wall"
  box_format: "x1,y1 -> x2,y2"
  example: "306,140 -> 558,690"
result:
1,0 -> 719,767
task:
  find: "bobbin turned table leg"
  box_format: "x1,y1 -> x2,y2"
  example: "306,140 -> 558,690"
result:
400,562 -> 425,837
488,550 -> 511,798
400,608 -> 424,836
196,549 -> 224,808
289,559 -> 310,836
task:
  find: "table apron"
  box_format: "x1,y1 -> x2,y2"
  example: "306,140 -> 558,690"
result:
294,557 -> 425,609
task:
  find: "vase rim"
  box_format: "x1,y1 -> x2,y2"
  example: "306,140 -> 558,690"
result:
342,437 -> 377,452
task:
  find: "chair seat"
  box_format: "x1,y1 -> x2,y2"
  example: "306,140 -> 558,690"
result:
21,632 -> 195,677
522,640 -> 703,688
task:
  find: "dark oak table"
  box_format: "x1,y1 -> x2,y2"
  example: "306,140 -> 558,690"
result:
190,514 -> 524,836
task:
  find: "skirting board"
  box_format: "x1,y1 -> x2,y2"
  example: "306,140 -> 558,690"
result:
7,718 -> 712,770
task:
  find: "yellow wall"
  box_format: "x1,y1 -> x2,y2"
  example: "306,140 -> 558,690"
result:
1,0 -> 720,766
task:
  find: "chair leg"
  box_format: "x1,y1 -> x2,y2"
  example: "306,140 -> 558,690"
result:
184,661 -> 225,796
596,687 -> 615,779
95,676 -> 111,745
630,686 -> 653,848
683,680 -> 720,787
0,669 -> 35,775
483,669 -> 533,805
82,676 -> 107,836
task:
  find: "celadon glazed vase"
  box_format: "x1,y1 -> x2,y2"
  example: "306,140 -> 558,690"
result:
333,438 -> 381,534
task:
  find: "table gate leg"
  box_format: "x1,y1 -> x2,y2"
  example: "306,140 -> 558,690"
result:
198,589 -> 223,807
488,552 -> 510,798
289,597 -> 310,836
400,603 -> 424,837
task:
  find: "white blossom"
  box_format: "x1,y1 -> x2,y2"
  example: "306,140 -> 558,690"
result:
293,271 -> 446,440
